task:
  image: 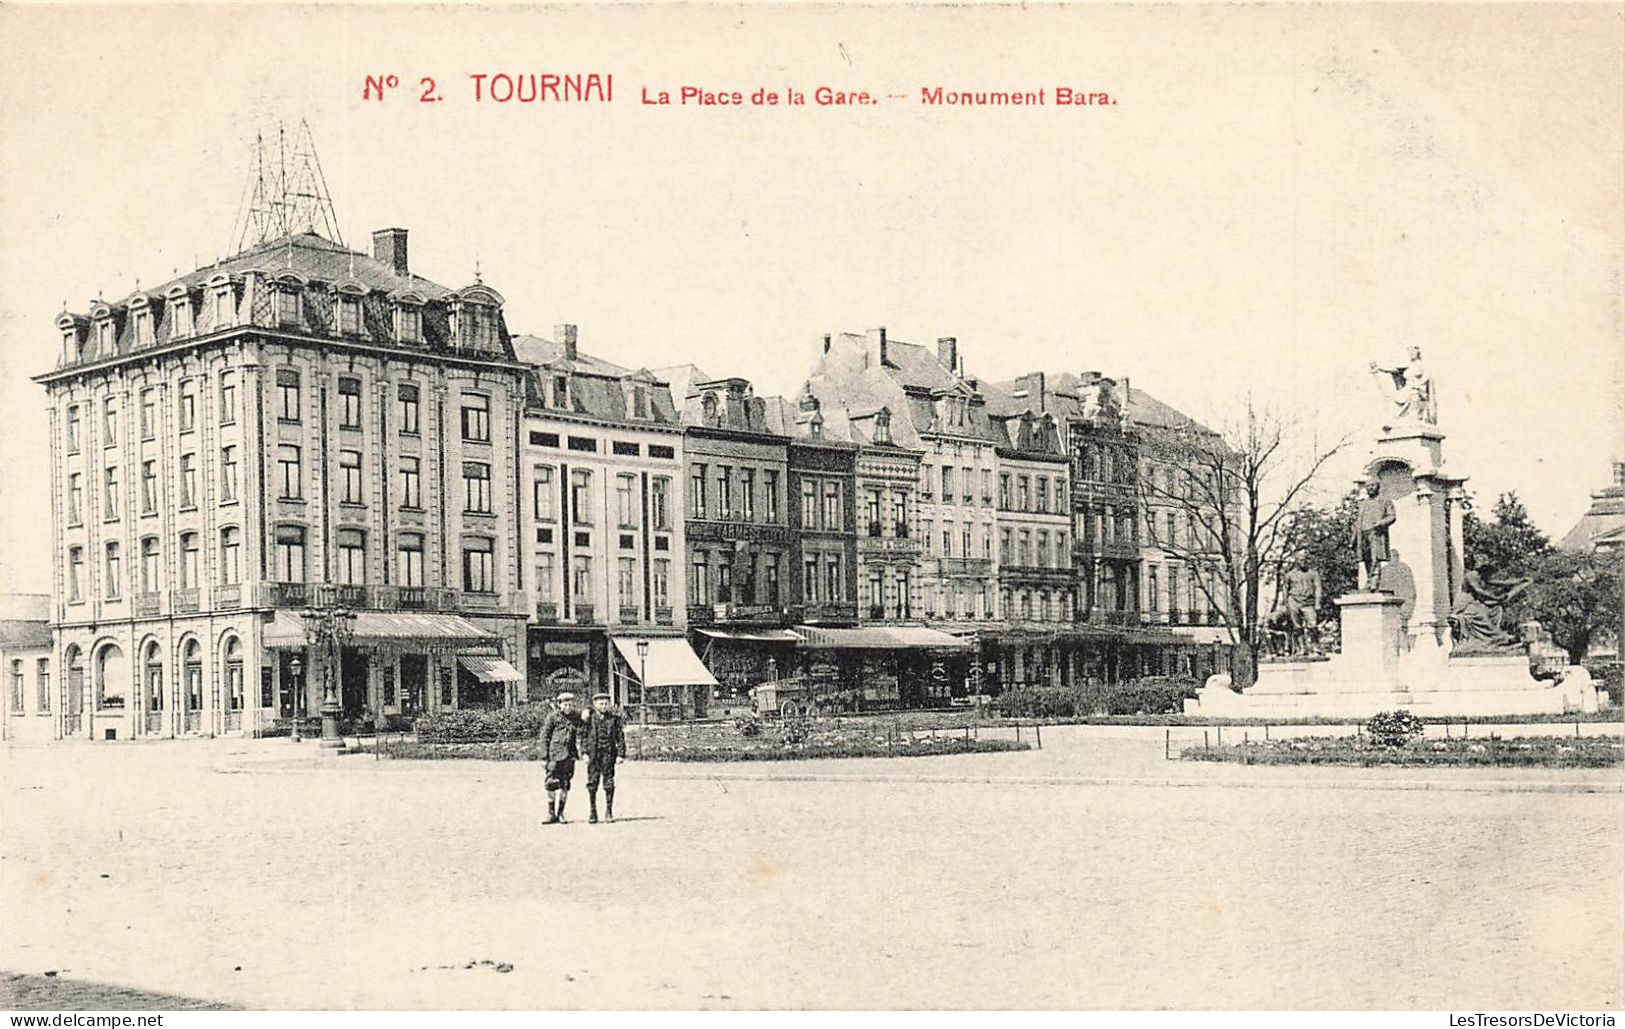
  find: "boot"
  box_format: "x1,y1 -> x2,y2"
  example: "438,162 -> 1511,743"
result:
588,790 -> 599,824
605,787 -> 615,823
543,792 -> 559,825
556,790 -> 568,824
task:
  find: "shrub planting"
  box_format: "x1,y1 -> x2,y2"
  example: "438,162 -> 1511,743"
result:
1365,709 -> 1427,747
413,704 -> 552,744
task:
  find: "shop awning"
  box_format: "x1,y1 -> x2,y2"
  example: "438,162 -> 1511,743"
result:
611,637 -> 721,688
792,625 -> 973,651
459,656 -> 524,683
262,611 -> 498,649
692,628 -> 802,643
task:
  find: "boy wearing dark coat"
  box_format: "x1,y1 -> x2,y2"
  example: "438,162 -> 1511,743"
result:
582,692 -> 628,823
539,692 -> 585,824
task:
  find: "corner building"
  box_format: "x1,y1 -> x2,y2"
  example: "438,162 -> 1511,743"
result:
36,229 -> 530,740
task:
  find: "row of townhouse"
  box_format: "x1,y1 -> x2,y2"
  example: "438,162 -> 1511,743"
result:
13,222 -> 1232,742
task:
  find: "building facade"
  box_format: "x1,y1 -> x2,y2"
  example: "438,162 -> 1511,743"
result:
988,407 -> 1077,688
0,594 -> 53,743
663,372 -> 799,715
516,326 -> 696,712
36,229 -> 530,740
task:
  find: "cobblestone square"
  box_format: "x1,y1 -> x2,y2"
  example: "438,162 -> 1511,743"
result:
2,729 -> 1621,1009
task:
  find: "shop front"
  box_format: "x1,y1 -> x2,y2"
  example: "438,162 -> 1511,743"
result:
790,625 -> 973,710
261,610 -> 516,724
609,636 -> 720,720
691,627 -> 801,717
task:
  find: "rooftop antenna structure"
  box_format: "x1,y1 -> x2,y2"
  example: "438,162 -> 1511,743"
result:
229,119 -> 343,256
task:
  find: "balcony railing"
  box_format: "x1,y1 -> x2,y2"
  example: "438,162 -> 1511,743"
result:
535,601 -> 560,623
687,604 -> 715,626
144,711 -> 164,734
251,582 -> 523,615
212,584 -> 242,609
938,557 -> 993,577
182,711 -> 202,734
655,606 -> 674,626
224,710 -> 242,732
618,605 -> 641,625
573,603 -> 596,624
171,588 -> 200,614
134,592 -> 162,617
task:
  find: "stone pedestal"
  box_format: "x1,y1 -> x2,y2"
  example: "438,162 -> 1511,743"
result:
1333,593 -> 1405,687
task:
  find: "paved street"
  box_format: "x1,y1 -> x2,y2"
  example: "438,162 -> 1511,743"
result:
2,727 -> 1621,1010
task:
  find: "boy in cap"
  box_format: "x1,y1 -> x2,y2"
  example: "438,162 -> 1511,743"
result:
582,692 -> 627,823
539,692 -> 585,824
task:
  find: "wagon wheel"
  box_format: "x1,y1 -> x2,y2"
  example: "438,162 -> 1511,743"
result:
780,700 -> 800,718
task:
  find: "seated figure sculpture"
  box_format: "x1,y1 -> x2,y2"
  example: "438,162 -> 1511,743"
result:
1449,553 -> 1531,649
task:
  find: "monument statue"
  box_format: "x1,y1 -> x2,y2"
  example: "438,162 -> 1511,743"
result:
1281,556 -> 1323,650
1265,556 -> 1325,657
1369,346 -> 1436,427
1448,554 -> 1531,648
1352,480 -> 1396,590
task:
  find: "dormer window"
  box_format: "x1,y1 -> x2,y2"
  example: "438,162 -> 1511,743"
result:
874,409 -> 892,444
133,307 -> 154,348
702,392 -> 719,422
630,384 -> 650,419
391,294 -> 424,344
61,326 -> 81,364
808,414 -> 824,439
210,282 -> 235,327
460,303 -> 497,350
274,286 -> 302,327
551,374 -> 569,409
452,286 -> 504,351
95,317 -> 115,352
169,291 -> 193,339
337,294 -> 362,336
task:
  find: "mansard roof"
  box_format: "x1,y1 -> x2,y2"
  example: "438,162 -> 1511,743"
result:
514,331 -> 680,428
44,232 -> 518,377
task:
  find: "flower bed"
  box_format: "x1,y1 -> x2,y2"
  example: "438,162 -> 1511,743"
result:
1180,734 -> 1624,768
382,717 -> 1031,763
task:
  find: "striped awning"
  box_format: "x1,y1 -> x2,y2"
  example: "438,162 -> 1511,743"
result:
459,656 -> 524,683
611,637 -> 720,688
262,611 -> 498,649
792,625 -> 973,651
692,627 -> 802,643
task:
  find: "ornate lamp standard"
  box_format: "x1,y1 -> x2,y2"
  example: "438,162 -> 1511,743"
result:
636,638 -> 650,728
288,655 -> 303,743
303,603 -> 357,748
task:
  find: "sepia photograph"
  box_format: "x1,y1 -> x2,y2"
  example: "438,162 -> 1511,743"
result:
0,1 -> 1620,1016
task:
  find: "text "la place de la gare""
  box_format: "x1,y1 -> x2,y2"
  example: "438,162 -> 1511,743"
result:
361,73 -> 1113,108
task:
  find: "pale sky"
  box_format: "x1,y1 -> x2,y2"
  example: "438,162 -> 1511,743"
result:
1,3 -> 1620,589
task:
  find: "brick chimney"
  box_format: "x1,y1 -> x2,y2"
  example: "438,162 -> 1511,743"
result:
937,337 -> 958,373
1614,460 -> 1625,489
822,333 -> 832,354
865,326 -> 888,368
372,228 -> 409,277
554,323 -> 578,361
1014,372 -> 1046,410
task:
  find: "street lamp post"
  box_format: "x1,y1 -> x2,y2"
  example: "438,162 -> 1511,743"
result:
288,655 -> 303,743
303,604 -> 357,749
636,639 -> 650,728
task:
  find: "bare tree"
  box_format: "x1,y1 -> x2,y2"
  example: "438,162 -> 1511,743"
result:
1139,398 -> 1350,685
